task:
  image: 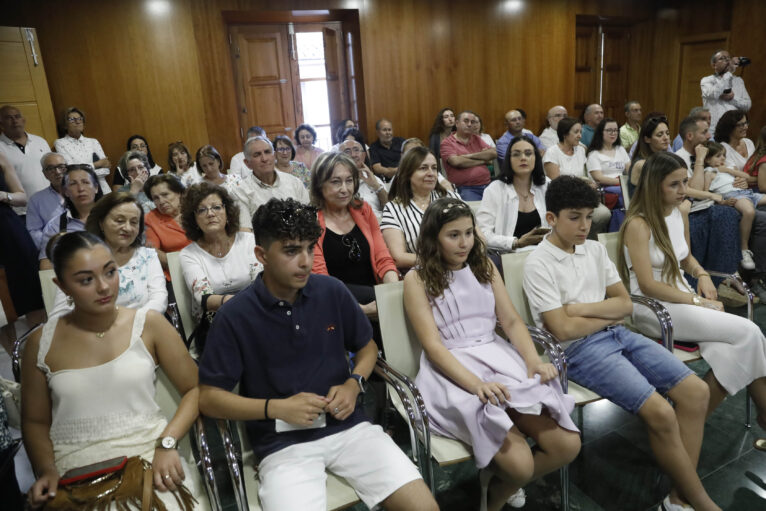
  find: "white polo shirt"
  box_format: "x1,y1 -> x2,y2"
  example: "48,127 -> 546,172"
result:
0,132 -> 51,215
230,170 -> 309,229
523,237 -> 622,348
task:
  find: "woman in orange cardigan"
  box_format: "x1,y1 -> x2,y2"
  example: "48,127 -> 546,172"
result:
311,152 -> 399,322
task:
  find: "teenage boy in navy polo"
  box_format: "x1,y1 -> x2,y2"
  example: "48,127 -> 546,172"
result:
198,198 -> 437,511
522,177 -> 719,511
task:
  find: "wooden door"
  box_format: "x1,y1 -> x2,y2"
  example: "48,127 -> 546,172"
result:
676,33 -> 729,124
322,26 -> 349,128
601,27 -> 631,121
574,23 -> 599,117
229,25 -> 298,142
0,26 -> 57,143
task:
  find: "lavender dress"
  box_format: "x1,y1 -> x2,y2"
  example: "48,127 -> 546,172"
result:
414,266 -> 578,468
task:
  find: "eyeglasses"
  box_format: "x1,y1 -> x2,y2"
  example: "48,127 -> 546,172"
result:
342,147 -> 363,155
736,121 -> 749,128
67,117 -> 84,123
275,146 -> 292,153
341,234 -> 362,262
195,204 -> 224,216
44,164 -> 67,173
604,129 -> 619,134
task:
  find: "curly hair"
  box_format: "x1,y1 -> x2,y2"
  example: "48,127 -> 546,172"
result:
86,192 -> 145,248
415,197 -> 492,298
714,109 -> 748,143
545,175 -> 599,215
295,124 -> 317,145
429,107 -> 455,137
498,135 -> 546,186
252,198 -> 322,249
180,182 -> 240,241
310,152 -> 362,210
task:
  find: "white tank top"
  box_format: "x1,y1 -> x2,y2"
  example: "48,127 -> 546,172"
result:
625,207 -> 692,294
36,307 -> 167,473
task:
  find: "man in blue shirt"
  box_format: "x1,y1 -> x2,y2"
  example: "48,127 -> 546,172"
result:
198,198 -> 436,511
26,152 -> 65,249
495,109 -> 545,161
580,104 -> 604,148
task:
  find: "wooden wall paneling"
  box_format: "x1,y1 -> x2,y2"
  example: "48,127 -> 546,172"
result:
625,19 -> 654,113
675,33 -> 729,129
601,27 -> 630,121
730,0 -> 766,135
574,22 -> 599,118
0,26 -> 57,144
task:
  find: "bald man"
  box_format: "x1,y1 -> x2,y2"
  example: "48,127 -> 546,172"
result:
495,109 -> 544,161
539,106 -> 567,150
580,104 -> 604,147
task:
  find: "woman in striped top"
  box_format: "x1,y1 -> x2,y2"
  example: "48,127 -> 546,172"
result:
381,146 -> 460,269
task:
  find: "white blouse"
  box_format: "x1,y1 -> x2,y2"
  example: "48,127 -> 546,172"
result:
54,134 -> 111,194
586,146 -> 631,179
476,179 -> 549,251
722,139 -> 755,171
179,231 -> 263,320
543,144 -> 587,178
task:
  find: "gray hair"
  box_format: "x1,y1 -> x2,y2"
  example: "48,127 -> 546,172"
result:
40,151 -> 61,169
689,106 -> 710,116
244,135 -> 273,158
624,100 -> 640,113
710,49 -> 727,64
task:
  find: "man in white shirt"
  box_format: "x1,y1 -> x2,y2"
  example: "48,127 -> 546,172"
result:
231,136 -> 309,230
701,50 -> 751,134
231,125 -> 265,178
674,116 -> 712,191
538,106 -> 567,151
0,105 -> 51,215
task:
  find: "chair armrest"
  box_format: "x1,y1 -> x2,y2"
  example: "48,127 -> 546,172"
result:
192,417 -> 223,511
706,270 -> 754,321
526,325 -> 568,393
374,358 -> 426,450
629,295 -> 674,352
216,420 -> 248,511
11,324 -> 40,383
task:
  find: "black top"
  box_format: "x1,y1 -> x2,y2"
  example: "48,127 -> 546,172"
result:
369,137 -> 405,177
513,209 -> 541,238
323,224 -> 376,287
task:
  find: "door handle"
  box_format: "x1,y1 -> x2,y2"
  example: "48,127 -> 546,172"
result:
279,78 -> 288,84
285,127 -> 293,131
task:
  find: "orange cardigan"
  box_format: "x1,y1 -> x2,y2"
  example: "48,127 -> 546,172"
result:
313,201 -> 398,282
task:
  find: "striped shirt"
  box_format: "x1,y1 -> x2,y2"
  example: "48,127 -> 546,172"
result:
380,190 -> 461,253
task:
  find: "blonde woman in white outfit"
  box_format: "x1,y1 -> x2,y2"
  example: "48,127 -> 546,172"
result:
620,151 -> 766,434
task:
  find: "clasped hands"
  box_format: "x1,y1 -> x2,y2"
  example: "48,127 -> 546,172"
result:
275,379 -> 360,425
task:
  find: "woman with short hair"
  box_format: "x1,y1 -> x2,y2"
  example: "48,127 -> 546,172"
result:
715,109 -> 754,171
273,135 -> 311,188
117,150 -> 155,213
168,141 -> 199,187
54,107 -> 112,194
294,123 -> 324,170
144,174 -> 190,279
195,144 -> 239,192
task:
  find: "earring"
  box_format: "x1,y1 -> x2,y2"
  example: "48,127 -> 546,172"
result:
66,295 -> 74,306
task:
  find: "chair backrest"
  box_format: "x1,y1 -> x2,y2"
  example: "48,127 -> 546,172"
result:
500,252 -> 533,325
466,201 -> 481,213
155,368 -> 192,455
167,252 -> 194,339
38,269 -> 58,315
374,281 -> 423,380
619,173 -> 630,210
597,232 -> 620,268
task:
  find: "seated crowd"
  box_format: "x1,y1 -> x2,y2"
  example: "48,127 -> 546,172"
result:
1,65 -> 766,511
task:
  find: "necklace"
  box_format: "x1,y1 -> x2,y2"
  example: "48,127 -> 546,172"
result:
412,194 -> 431,210
75,306 -> 119,339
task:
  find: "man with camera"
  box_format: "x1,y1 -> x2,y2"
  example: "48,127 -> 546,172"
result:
701,50 -> 751,133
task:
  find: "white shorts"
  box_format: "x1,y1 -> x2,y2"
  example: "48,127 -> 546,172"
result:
257,422 -> 422,510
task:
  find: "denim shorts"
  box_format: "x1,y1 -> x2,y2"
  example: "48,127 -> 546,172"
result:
723,189 -> 764,208
564,325 -> 693,414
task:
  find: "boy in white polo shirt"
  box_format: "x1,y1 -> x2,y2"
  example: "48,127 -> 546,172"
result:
523,176 -> 720,511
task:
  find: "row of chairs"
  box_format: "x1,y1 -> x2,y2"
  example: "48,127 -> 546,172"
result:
23,234 -> 755,511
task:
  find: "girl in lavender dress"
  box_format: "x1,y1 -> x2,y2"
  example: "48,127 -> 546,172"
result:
403,198 -> 580,511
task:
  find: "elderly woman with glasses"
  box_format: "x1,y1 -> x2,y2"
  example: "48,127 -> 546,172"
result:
54,107 -> 112,194
273,135 -> 311,188
179,183 -> 262,350
117,150 -> 155,213
113,135 -> 163,186
310,152 -> 398,322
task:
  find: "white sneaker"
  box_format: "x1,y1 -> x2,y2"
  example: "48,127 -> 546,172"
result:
658,495 -> 694,510
742,250 -> 756,270
507,488 -> 526,508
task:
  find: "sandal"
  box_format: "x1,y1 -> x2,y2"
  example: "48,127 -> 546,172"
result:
755,438 -> 766,452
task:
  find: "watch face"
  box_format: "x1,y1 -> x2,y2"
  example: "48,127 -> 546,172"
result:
161,436 -> 176,449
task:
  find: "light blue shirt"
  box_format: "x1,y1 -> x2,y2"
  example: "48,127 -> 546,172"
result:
26,186 -> 64,249
38,210 -> 85,259
581,125 -> 595,148
496,129 -> 544,162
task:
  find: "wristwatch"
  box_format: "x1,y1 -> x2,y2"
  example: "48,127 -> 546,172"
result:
156,436 -> 178,449
349,374 -> 367,394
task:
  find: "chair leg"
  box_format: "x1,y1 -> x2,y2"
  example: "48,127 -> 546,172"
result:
746,388 -> 752,429
560,465 -> 570,511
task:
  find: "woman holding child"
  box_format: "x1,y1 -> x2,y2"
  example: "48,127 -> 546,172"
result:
404,197 -> 580,511
620,151 -> 766,440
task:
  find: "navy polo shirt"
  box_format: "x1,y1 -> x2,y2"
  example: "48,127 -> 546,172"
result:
369,137 -> 405,169
199,273 -> 373,460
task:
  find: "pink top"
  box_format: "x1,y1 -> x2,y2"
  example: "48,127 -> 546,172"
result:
295,146 -> 324,171
440,133 -> 492,186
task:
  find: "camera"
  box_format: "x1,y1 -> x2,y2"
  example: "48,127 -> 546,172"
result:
736,57 -> 751,67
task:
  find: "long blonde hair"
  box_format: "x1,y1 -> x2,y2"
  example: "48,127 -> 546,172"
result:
617,152 -> 688,288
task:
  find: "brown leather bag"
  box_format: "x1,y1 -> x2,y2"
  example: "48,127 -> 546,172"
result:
45,456 -> 196,511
